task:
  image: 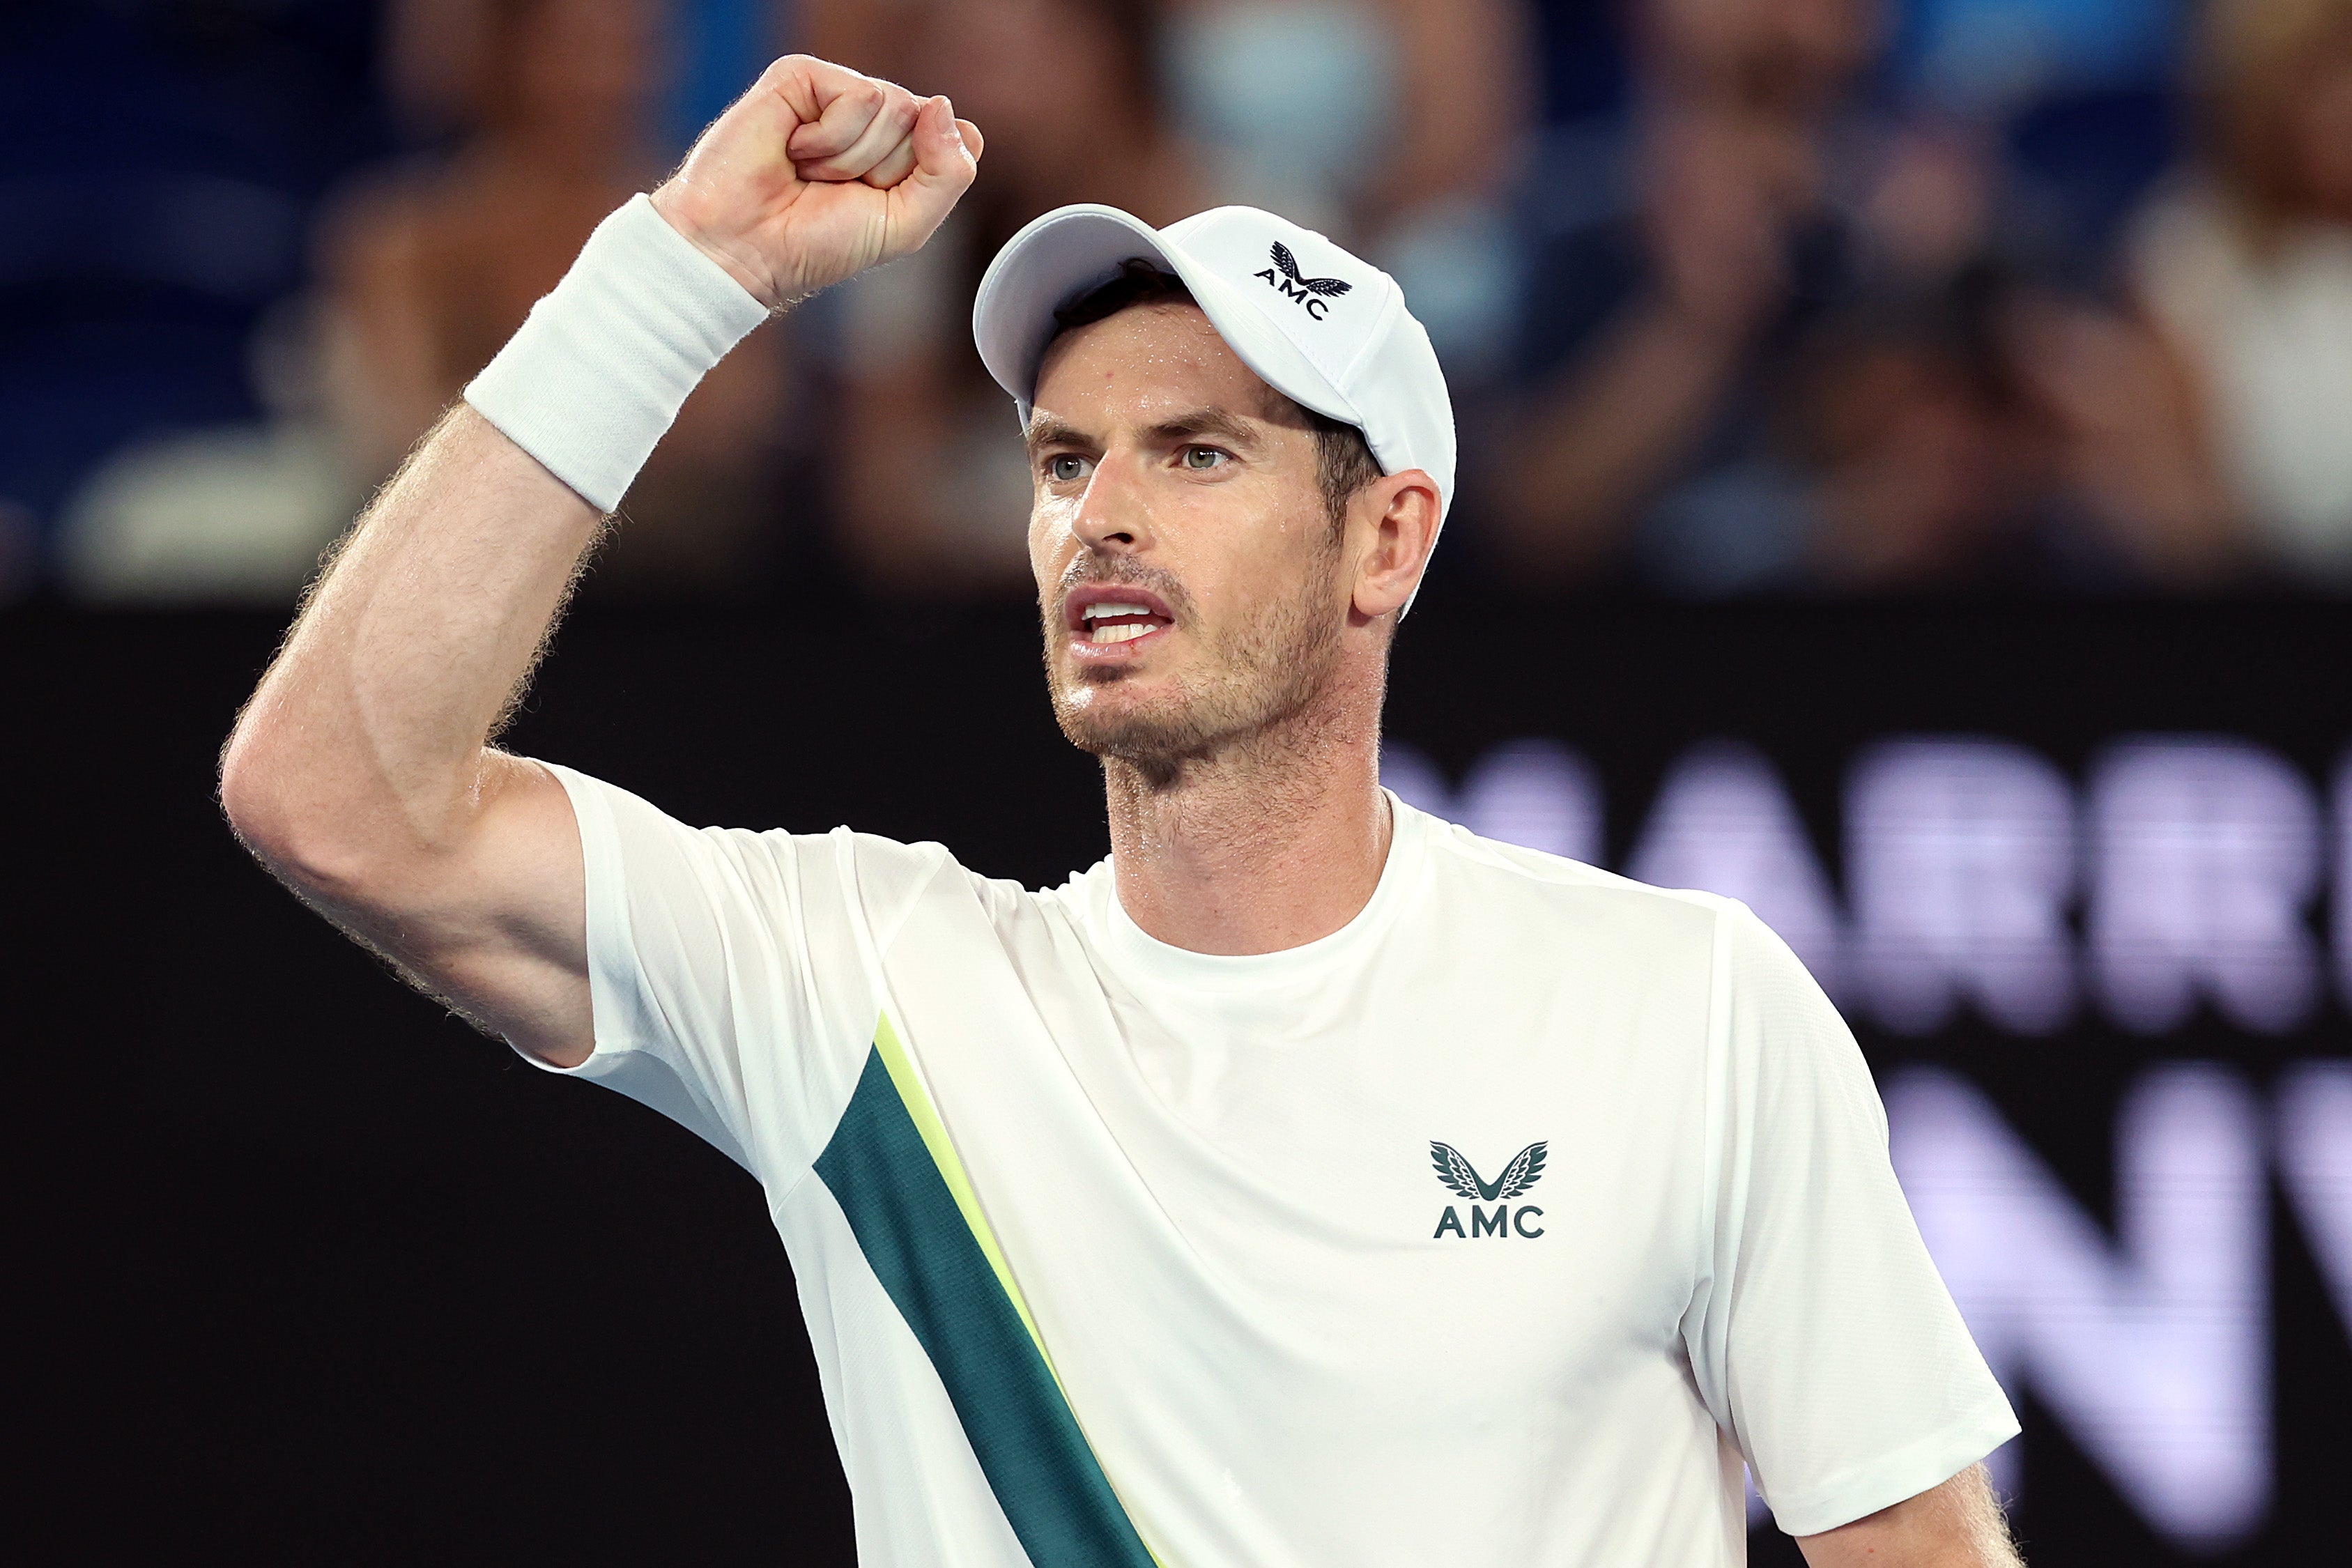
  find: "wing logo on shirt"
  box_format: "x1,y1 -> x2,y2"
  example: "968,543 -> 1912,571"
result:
1430,1140 -> 1548,1201
1429,1141 -> 1549,1239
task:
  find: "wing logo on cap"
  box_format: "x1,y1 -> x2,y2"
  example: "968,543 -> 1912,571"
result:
1253,242 -> 1353,320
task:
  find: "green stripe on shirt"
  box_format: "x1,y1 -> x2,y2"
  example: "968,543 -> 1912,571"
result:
812,1022 -> 1162,1568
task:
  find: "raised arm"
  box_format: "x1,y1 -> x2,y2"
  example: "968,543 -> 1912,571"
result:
218,57 -> 981,1068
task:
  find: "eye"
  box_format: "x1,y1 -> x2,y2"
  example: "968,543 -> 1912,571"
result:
1181,445 -> 1231,471
1045,453 -> 1092,484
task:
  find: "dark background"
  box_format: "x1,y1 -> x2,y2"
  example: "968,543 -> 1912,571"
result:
13,597 -> 2347,1565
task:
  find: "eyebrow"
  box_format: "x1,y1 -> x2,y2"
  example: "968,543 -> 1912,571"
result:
1024,406 -> 1273,460
1025,415 -> 1095,456
1144,408 -> 1264,452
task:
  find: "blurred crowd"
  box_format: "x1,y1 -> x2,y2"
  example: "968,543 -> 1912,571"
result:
5,0 -> 2351,604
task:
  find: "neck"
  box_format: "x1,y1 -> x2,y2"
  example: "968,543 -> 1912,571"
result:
1102,671 -> 1393,957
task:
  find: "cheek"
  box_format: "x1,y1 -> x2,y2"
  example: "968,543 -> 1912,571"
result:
1201,509 -> 1335,627
1028,494 -> 1072,576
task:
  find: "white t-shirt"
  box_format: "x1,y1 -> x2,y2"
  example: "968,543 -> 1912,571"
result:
532,764 -> 2017,1567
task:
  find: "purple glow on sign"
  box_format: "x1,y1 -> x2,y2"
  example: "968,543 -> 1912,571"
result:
1378,738 -> 1603,866
2088,738 -> 2322,1033
2278,1061 -> 2352,1339
1458,738 -> 1601,864
1888,1066 -> 2270,1548
1847,738 -> 2077,1035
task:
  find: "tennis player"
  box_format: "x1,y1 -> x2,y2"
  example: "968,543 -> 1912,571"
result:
222,55 -> 2024,1568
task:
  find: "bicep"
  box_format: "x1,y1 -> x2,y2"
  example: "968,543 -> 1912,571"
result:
1796,1464 -> 2023,1568
316,752 -> 594,1066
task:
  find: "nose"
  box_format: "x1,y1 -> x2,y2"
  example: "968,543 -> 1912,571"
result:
1070,447 -> 1156,558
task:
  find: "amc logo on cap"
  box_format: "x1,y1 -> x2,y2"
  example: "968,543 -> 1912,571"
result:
1252,241 -> 1353,320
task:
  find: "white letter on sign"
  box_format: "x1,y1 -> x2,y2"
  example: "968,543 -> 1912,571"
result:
1378,739 -> 1604,866
1847,738 -> 2076,1035
2278,1061 -> 2352,1340
1887,1066 -> 2268,1548
1460,739 -> 1601,864
2088,738 -> 2321,1033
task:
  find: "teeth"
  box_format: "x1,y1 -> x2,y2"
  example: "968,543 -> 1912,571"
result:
1083,602 -> 1150,620
1090,622 -> 1155,643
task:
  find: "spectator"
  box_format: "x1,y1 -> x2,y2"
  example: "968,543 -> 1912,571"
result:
325,0 -> 801,595
1490,0 -> 2201,594
1160,0 -> 1532,374
2126,0 -> 2352,588
1490,0 -> 1896,590
65,0 -> 805,601
1775,272 -> 2193,592
21,0 -> 389,603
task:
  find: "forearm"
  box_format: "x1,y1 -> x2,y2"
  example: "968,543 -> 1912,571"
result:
1796,1463 -> 2024,1568
222,405 -> 601,885
226,179 -> 781,881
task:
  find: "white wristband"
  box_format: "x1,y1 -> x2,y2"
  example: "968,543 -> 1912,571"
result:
464,194 -> 771,514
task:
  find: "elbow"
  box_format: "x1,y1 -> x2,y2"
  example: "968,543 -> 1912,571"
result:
220,713 -> 480,909
218,721 -> 375,900
217,718 -> 281,854
217,733 -> 298,877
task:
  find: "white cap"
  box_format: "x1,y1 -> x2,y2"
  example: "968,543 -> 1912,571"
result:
971,203 -> 1456,603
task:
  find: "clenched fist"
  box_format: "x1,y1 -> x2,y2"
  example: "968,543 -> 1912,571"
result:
652,56 -> 984,310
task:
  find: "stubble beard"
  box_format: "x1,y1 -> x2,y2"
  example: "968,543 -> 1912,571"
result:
1043,547 -> 1348,789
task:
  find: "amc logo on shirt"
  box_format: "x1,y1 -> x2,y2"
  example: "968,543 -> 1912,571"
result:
1429,1140 -> 1548,1239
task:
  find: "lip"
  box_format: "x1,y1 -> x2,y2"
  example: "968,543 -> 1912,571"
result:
1063,583 -> 1176,630
1061,583 -> 1178,661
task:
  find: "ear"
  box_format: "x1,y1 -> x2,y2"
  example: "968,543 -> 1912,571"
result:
1348,470 -> 1442,622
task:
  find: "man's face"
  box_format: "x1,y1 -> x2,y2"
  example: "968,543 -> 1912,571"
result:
1027,302 -> 1353,774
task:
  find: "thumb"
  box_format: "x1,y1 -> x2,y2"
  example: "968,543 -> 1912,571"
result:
885,96 -> 980,256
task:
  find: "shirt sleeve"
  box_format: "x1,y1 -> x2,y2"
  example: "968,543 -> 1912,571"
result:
1681,901 -> 2020,1537
518,763 -> 953,1190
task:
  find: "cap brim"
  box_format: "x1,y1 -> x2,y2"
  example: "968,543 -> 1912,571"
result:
973,204 -> 1362,430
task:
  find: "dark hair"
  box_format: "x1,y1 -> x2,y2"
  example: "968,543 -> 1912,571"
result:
1045,259 -> 1383,526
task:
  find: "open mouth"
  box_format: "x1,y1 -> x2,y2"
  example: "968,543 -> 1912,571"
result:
1066,585 -> 1176,648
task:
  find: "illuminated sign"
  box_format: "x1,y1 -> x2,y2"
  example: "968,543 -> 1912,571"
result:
1385,735 -> 2352,1032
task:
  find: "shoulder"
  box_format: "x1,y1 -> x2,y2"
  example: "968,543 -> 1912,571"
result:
1418,810 -> 1739,936
1409,811 -> 1771,1005
553,764 -> 963,905
1415,808 -> 1833,999
843,833 -> 1098,941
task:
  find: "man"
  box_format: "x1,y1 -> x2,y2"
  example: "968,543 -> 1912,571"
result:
221,54 -> 2024,1568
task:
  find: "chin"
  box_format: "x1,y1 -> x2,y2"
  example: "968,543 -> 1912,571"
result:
1052,675 -> 1215,767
